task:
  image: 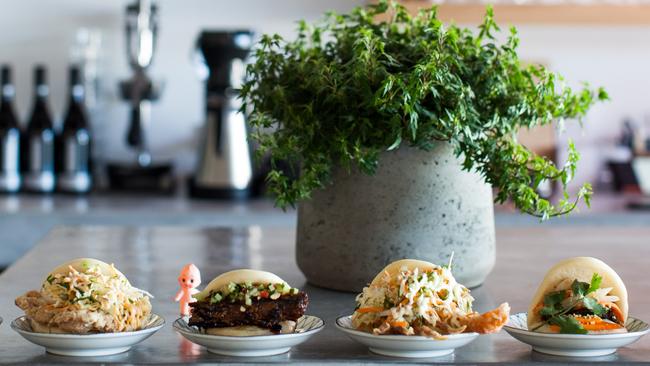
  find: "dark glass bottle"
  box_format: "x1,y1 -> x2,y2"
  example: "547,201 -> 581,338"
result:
0,66 -> 21,192
23,65 -> 55,193
58,66 -> 92,193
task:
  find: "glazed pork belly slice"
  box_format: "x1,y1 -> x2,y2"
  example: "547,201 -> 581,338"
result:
188,291 -> 309,333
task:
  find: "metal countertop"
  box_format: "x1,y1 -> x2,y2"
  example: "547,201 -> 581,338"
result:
0,225 -> 649,365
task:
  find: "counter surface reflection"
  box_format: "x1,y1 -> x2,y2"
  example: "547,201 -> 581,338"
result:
0,225 -> 649,364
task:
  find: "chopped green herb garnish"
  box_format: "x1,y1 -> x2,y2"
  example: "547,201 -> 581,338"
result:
72,295 -> 97,304
210,292 -> 223,304
571,279 -> 590,299
582,297 -> 606,316
543,290 -> 565,307
206,282 -> 300,307
550,315 -> 588,335
534,272 -> 607,334
588,273 -> 603,295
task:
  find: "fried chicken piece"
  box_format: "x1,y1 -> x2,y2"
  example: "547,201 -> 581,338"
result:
372,322 -> 392,336
15,290 -> 150,334
416,325 -> 447,340
16,290 -> 113,333
460,302 -> 510,334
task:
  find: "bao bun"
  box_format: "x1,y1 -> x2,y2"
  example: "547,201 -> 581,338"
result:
205,321 -> 296,336
527,257 -> 628,329
370,259 -> 439,286
193,269 -> 294,337
23,258 -> 146,334
49,258 -> 127,280
194,269 -> 289,301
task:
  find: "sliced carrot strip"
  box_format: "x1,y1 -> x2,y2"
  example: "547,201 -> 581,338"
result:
581,322 -> 623,331
548,316 -> 625,333
549,325 -> 560,332
391,321 -> 409,328
355,306 -> 385,313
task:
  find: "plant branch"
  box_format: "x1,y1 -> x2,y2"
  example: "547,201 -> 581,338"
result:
240,0 -> 608,219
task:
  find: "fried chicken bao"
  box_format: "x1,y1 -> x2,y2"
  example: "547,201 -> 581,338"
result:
15,258 -> 152,334
352,259 -> 510,339
189,269 -> 308,336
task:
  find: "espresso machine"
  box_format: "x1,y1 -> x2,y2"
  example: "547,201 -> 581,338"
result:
107,0 -> 173,193
189,31 -> 254,199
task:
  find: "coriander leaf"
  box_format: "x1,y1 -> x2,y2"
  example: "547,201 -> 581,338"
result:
543,290 -> 566,307
539,306 -> 558,317
571,279 -> 590,298
550,315 -> 588,334
582,297 -> 606,316
587,273 -> 602,294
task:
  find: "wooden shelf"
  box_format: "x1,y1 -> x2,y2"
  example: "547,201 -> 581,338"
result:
393,1 -> 650,25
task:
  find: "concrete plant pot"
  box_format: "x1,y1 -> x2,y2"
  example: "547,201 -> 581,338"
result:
296,143 -> 495,292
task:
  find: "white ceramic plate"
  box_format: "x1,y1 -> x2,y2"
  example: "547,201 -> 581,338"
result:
173,315 -> 324,357
335,315 -> 479,358
11,314 -> 165,357
504,312 -> 649,357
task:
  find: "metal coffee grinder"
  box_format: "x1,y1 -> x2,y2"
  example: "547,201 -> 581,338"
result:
107,0 -> 173,193
189,31 -> 254,199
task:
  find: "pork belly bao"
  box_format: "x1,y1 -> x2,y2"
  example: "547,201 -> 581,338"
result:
189,269 -> 308,336
15,258 -> 152,334
528,257 -> 628,334
352,259 -> 510,339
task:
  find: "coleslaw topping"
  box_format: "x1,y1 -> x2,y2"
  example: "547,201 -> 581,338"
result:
352,264 -> 475,338
40,262 -> 151,332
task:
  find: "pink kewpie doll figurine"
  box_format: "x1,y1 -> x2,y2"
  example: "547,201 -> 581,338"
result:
174,264 -> 201,316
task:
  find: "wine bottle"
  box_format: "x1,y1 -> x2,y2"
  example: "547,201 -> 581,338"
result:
58,66 -> 92,193
0,65 -> 21,193
23,65 -> 55,193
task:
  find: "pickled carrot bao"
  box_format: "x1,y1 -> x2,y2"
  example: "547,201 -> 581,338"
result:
527,257 -> 629,335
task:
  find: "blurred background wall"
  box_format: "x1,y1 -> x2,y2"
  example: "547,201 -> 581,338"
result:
0,0 -> 646,191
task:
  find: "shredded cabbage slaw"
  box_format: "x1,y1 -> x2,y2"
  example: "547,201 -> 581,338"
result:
352,264 -> 475,338
41,263 -> 151,332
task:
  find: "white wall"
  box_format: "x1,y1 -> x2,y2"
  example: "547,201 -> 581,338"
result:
0,0 -> 365,174
0,1 -> 646,191
514,26 -> 650,191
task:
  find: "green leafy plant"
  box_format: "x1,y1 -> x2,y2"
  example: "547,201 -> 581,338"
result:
240,1 -> 608,219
